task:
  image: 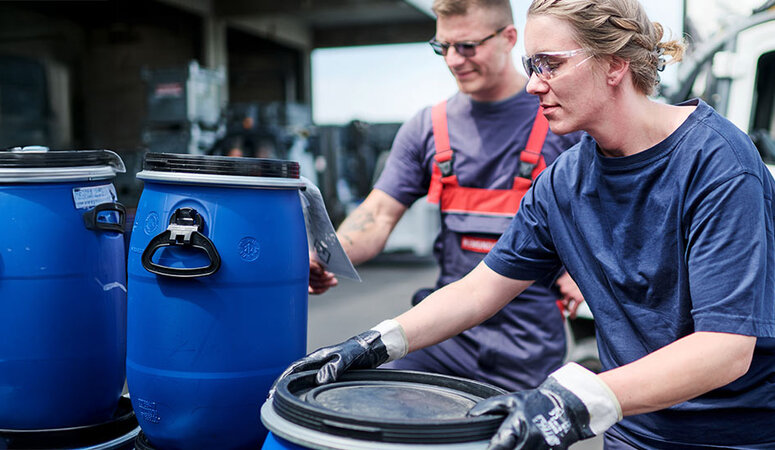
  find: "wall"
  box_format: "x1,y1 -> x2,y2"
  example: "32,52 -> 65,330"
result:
0,1 -> 204,151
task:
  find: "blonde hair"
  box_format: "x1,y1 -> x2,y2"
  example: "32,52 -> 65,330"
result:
432,0 -> 514,26
528,0 -> 685,95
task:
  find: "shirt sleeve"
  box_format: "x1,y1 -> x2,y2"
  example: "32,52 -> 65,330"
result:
687,173 -> 775,337
484,167 -> 564,284
373,108 -> 433,207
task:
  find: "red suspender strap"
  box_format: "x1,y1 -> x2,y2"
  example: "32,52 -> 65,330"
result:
427,102 -> 550,214
526,106 -> 549,157
431,101 -> 451,156
514,106 -> 550,189
428,101 -> 451,204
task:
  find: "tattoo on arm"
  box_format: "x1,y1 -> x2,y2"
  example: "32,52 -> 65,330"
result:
338,210 -> 376,243
335,195 -> 404,262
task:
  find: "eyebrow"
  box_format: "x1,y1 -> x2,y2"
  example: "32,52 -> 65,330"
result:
436,29 -> 500,44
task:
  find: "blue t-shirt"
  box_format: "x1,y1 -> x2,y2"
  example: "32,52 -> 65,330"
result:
485,99 -> 775,446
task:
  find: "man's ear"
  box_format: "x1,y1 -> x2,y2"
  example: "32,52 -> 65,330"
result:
502,24 -> 518,50
606,55 -> 629,87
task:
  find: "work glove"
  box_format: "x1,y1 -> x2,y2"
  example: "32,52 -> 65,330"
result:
269,319 -> 408,397
469,363 -> 621,450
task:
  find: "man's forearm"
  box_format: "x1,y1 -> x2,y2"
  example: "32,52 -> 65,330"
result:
337,207 -> 387,264
336,189 -> 407,265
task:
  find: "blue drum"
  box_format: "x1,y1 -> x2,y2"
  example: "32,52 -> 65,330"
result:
127,153 -> 308,450
0,148 -> 127,430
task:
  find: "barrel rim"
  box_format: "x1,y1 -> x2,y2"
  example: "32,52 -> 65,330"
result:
136,170 -> 306,189
0,166 -> 120,183
266,369 -> 507,445
261,401 -> 493,450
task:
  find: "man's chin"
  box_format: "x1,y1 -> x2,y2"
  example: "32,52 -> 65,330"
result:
456,81 -> 481,96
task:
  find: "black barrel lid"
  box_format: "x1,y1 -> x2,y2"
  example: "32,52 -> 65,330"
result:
268,369 -> 507,445
0,147 -> 125,183
0,147 -> 124,170
142,152 -> 299,179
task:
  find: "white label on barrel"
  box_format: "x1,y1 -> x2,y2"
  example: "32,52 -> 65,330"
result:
72,184 -> 118,210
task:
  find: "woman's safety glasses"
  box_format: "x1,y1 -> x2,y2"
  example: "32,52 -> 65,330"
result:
429,26 -> 507,57
522,49 -> 593,80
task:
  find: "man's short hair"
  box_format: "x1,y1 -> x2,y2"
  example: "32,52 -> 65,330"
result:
431,0 -> 514,25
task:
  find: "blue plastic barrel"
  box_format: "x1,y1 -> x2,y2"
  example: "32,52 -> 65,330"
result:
127,153 -> 308,450
262,432 -> 308,450
0,148 -> 128,430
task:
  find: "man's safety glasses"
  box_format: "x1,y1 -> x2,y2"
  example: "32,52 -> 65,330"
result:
522,49 -> 593,80
429,26 -> 507,57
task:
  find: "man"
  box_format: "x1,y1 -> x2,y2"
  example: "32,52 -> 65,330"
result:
309,0 -> 581,391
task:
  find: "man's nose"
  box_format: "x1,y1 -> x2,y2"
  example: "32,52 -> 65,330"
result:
444,46 -> 467,67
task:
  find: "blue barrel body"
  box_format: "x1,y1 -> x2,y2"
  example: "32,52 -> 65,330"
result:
126,164 -> 308,450
262,432 -> 308,450
0,162 -> 127,429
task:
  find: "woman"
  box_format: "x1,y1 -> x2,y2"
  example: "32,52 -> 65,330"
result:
275,0 -> 775,448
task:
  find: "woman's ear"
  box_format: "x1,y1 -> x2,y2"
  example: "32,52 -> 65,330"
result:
606,55 -> 629,86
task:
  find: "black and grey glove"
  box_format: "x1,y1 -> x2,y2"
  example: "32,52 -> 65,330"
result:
469,363 -> 621,450
269,319 -> 408,397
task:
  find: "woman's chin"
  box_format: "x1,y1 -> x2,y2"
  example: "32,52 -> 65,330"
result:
547,120 -> 576,136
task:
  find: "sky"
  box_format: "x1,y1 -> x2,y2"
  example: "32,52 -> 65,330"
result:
311,0 -> 765,125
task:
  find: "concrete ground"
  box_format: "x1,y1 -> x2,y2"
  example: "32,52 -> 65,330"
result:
307,257 -> 603,450
307,256 -> 437,349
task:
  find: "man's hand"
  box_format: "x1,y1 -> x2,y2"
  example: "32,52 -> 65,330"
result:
555,272 -> 584,319
268,320 -> 408,397
309,259 -> 338,294
469,363 -> 621,450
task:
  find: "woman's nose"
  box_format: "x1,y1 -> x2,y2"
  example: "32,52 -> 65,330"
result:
525,73 -> 548,95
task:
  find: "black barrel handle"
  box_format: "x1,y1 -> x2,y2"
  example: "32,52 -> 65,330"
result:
141,208 -> 221,278
83,202 -> 126,233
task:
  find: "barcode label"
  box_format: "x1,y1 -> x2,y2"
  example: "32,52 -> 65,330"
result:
72,185 -> 117,210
